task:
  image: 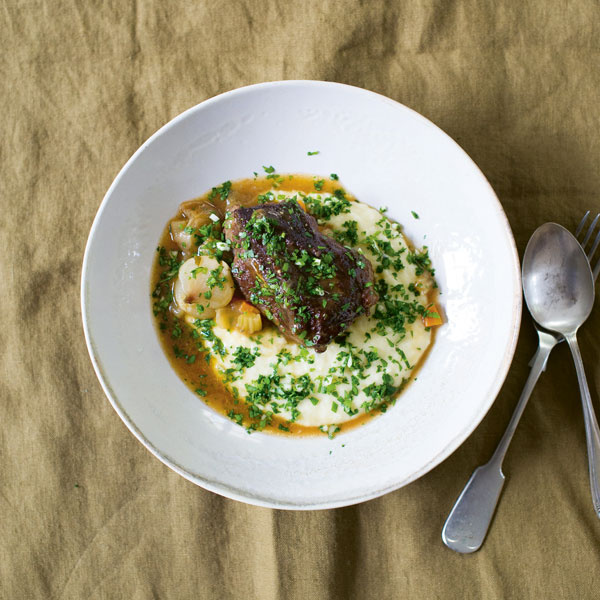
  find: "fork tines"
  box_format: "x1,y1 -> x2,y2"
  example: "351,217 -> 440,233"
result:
576,211 -> 600,281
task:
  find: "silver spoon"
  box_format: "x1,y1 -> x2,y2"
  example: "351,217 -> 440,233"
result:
522,223 -> 600,515
442,223 -> 600,553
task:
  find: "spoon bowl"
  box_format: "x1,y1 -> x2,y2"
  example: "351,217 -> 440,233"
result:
522,223 -> 594,335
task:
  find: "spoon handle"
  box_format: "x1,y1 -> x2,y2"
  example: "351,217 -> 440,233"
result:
442,329 -> 558,553
565,334 -> 600,518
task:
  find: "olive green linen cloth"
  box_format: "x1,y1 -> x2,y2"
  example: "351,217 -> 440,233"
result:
2,1 -> 600,598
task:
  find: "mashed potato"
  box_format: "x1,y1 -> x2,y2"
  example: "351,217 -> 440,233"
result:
198,193 -> 435,430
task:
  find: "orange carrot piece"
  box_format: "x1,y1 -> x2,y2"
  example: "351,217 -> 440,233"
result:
239,300 -> 259,314
296,198 -> 306,211
423,303 -> 443,327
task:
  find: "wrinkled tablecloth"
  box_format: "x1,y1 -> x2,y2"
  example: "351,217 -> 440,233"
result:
2,1 -> 599,598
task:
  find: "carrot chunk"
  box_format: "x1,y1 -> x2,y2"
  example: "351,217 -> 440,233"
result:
423,303 -> 443,327
239,300 -> 259,314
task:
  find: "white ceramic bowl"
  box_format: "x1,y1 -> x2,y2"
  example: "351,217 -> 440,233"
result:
82,81 -> 521,509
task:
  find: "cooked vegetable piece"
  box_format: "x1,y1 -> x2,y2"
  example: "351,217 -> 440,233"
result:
236,312 -> 262,334
239,300 -> 259,314
423,303 -> 443,327
215,307 -> 234,329
174,255 -> 234,319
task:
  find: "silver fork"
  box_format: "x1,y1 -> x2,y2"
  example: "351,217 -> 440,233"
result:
442,212 -> 600,553
581,211 -> 600,280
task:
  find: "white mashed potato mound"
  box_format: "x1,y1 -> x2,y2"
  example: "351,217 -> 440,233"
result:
200,193 -> 434,429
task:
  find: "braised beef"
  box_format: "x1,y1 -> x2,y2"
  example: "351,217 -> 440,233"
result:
226,199 -> 378,352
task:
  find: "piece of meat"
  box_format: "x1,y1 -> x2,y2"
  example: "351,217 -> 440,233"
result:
225,199 -> 378,352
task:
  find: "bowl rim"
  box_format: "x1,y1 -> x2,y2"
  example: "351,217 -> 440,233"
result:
81,80 -> 522,509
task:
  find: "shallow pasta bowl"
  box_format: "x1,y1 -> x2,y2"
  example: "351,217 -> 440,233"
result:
81,81 -> 521,509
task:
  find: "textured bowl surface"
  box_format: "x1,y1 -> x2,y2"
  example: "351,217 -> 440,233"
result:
82,81 -> 521,509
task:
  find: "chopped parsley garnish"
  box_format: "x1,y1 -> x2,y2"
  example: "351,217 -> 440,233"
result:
407,247 -> 435,276
156,246 -> 182,282
172,321 -> 183,339
362,374 -> 397,412
152,289 -> 173,318
262,165 -> 283,186
208,180 -> 232,202
257,191 -> 275,203
193,318 -> 226,357
304,190 -> 351,220
232,346 -> 259,369
206,265 -> 227,289
228,410 -> 244,425
333,220 -> 358,246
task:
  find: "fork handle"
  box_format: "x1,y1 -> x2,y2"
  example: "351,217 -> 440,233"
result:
566,333 -> 600,518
